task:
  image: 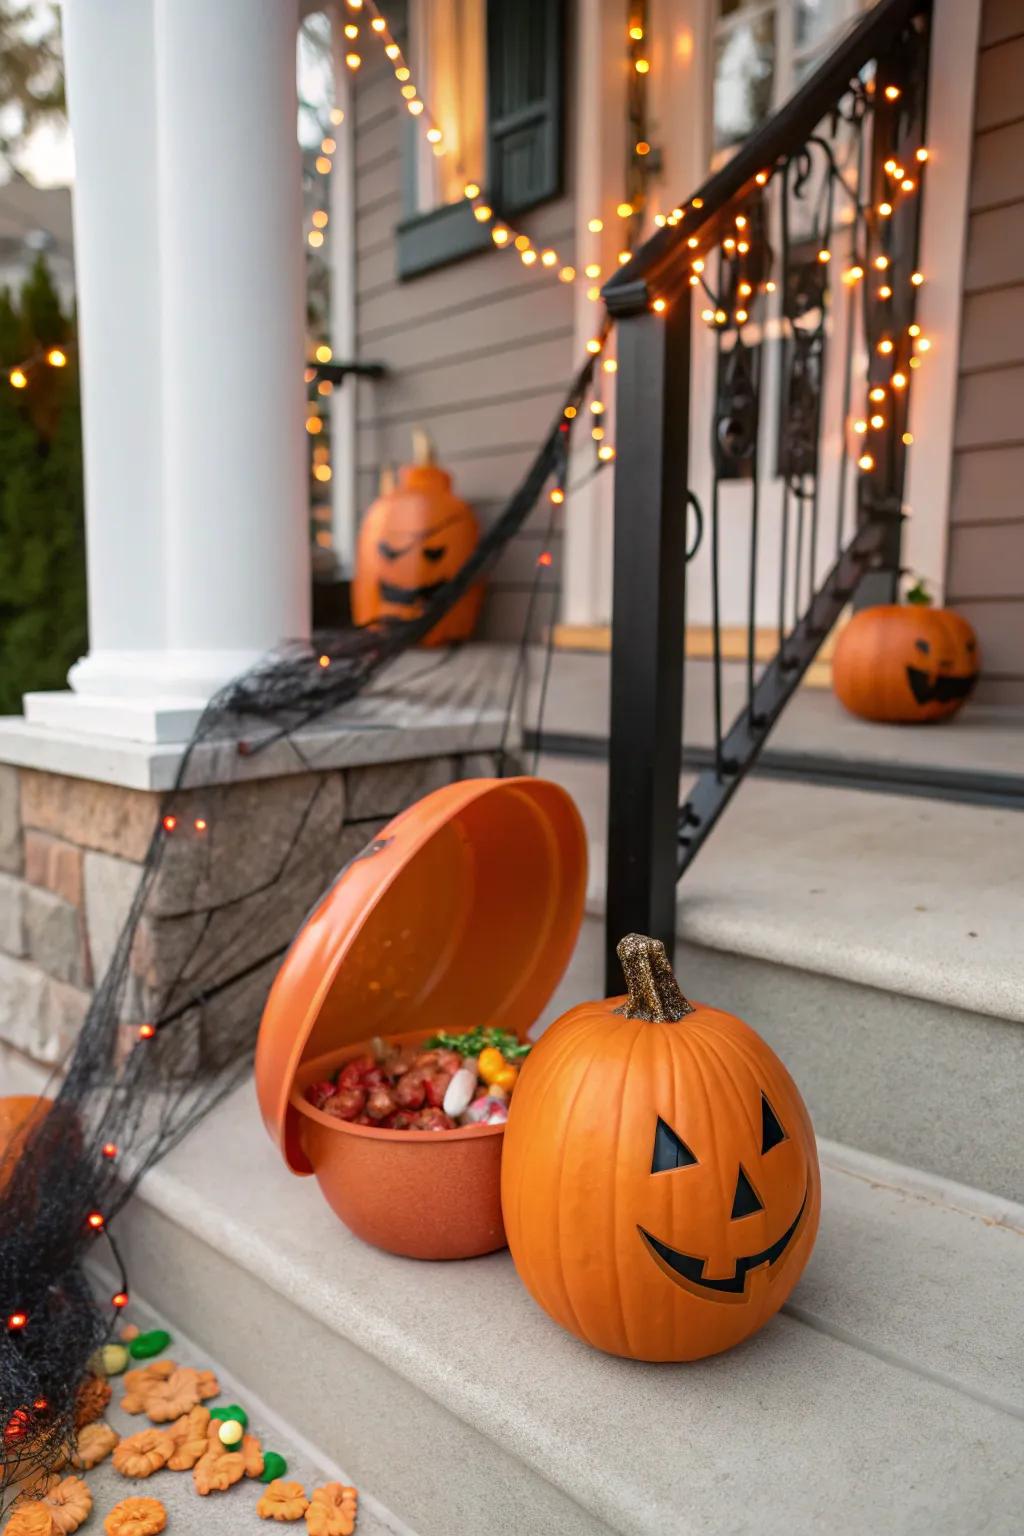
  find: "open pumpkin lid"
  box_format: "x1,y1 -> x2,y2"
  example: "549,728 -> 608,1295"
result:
254,776 -> 587,1172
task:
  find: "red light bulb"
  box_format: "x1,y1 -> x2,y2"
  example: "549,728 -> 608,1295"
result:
111,1291 -> 129,1309
162,814 -> 177,832
138,1022 -> 156,1040
194,817 -> 208,833
102,1142 -> 118,1159
7,1312 -> 28,1331
87,1211 -> 105,1230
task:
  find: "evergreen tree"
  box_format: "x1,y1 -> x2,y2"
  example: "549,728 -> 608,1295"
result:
0,256 -> 86,714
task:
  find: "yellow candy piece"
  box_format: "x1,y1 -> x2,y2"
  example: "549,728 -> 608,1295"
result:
492,1064 -> 519,1094
477,1047 -> 506,1085
218,1419 -> 244,1448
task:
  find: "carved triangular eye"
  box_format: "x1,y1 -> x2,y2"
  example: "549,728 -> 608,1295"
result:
651,1117 -> 698,1173
761,1094 -> 786,1154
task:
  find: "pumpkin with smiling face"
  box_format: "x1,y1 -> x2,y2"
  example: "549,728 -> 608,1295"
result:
352,440 -> 483,648
832,584 -> 979,723
501,935 -> 820,1362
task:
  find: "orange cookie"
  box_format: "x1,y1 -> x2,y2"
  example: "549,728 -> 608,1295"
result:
142,1367 -> 219,1424
112,1429 -> 174,1479
192,1446 -> 245,1495
40,1476 -> 92,1535
256,1480 -> 309,1522
165,1406 -> 211,1471
74,1374 -> 112,1429
305,1482 -> 358,1536
72,1422 -> 119,1470
1,1505 -> 56,1536
120,1362 -> 177,1415
103,1497 -> 167,1536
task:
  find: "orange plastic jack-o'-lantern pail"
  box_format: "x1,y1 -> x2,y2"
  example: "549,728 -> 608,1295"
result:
254,777 -> 587,1260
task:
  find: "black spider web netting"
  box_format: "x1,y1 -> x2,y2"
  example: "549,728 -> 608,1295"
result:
0,336 -> 608,1505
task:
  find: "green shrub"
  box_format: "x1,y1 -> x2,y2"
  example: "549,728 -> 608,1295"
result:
0,256 -> 86,715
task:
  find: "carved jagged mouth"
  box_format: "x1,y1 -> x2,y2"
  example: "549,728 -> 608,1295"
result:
378,578 -> 447,606
638,1188 -> 808,1300
906,667 -> 978,706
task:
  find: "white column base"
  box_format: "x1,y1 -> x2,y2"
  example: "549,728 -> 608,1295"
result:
25,692 -> 208,745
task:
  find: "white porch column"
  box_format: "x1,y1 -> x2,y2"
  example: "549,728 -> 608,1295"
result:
27,0 -> 309,743
329,8 -> 358,576
154,0 -> 309,685
53,0 -> 165,677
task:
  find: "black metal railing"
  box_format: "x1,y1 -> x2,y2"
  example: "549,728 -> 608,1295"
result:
601,0 -> 932,989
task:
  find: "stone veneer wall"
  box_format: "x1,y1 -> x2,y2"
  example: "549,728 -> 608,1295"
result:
0,751 -> 500,1073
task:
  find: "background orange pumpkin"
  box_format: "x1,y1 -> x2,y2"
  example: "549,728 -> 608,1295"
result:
832,587 -> 979,723
351,432 -> 483,648
501,935 -> 819,1362
0,1095 -> 53,1193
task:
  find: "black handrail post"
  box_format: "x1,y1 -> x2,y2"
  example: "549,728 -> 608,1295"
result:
605,300 -> 691,993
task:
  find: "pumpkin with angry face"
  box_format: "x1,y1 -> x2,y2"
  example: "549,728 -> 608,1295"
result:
352,440 -> 483,648
832,587 -> 979,723
501,935 -> 820,1361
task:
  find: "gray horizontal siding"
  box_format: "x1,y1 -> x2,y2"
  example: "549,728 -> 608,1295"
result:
946,0 -> 1024,705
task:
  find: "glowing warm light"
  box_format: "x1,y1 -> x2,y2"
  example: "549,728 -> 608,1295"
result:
194,817 -> 208,833
10,368 -> 28,389
652,297 -> 667,313
344,21 -> 358,38
395,66 -> 411,82
618,250 -> 630,264
818,248 -> 831,263
592,425 -> 605,440
737,240 -> 750,254
598,444 -> 615,461
584,262 -> 601,278
884,158 -> 897,174
47,348 -> 67,367
736,309 -> 749,323
755,171 -> 768,185
844,265 -> 864,284
617,202 -> 633,218
869,387 -> 886,402
464,181 -> 480,198
701,308 -> 714,323
371,16 -> 386,30
162,815 -> 177,833
588,217 -> 603,233
385,42 -> 399,59
858,452 -> 875,470
306,415 -> 323,434
330,108 -> 345,124
7,1313 -> 28,1331
312,210 -> 328,229
765,280 -> 776,292
870,414 -> 885,429
112,1292 -> 129,1309
559,266 -> 576,283
408,100 -> 424,115
687,236 -> 699,249
603,358 -> 618,373
884,85 -> 900,101
138,1023 -> 156,1040
853,419 -> 868,434
590,399 -> 605,414
307,231 -> 324,248
521,249 -> 537,266
586,338 -> 602,354
879,284 -> 893,299
491,226 -> 510,246
314,463 -> 333,483
345,51 -> 361,69
587,285 -> 600,301
321,137 -> 337,154
916,147 -> 929,163
636,141 -> 651,156
878,338 -> 894,355
910,356 -> 921,369
902,432 -> 914,445
693,258 -> 705,274
909,323 -> 921,337
738,281 -> 752,296
915,337 -> 931,352
874,255 -> 889,270
514,235 -> 530,252
691,197 -> 704,209
891,371 -> 908,388
426,127 -> 442,144
634,58 -> 650,74
537,551 -> 554,568
541,249 -> 557,266
315,156 -> 332,174
723,237 -> 736,252
714,308 -> 727,325
911,270 -> 924,285
879,202 -> 892,217
317,380 -> 333,398
102,1142 -> 118,1158
629,24 -> 644,40
654,213 -> 666,227
549,488 -> 565,505
87,1212 -> 105,1230
564,405 -> 576,419
901,178 -> 915,192
473,204 -> 492,222
400,83 -> 416,98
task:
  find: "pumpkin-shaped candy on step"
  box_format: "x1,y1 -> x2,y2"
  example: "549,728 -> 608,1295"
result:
352,430 -> 483,647
832,580 -> 980,723
501,935 -> 820,1362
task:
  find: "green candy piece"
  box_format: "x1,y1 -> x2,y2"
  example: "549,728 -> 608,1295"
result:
209,1403 -> 248,1429
259,1452 -> 288,1484
128,1329 -> 171,1359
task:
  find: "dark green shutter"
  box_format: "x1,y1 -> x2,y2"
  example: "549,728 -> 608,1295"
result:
486,0 -> 565,216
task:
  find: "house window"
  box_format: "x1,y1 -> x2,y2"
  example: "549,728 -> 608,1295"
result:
713,0 -> 861,153
396,0 -> 565,279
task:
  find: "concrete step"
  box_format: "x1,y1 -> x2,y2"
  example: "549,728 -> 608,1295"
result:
73,1287 -> 414,1536
540,758 -> 1024,1200
114,1079 -> 1024,1536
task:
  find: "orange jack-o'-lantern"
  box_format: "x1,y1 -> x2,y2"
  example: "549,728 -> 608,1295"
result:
833,582 -> 979,723
501,935 -> 820,1362
352,433 -> 483,648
